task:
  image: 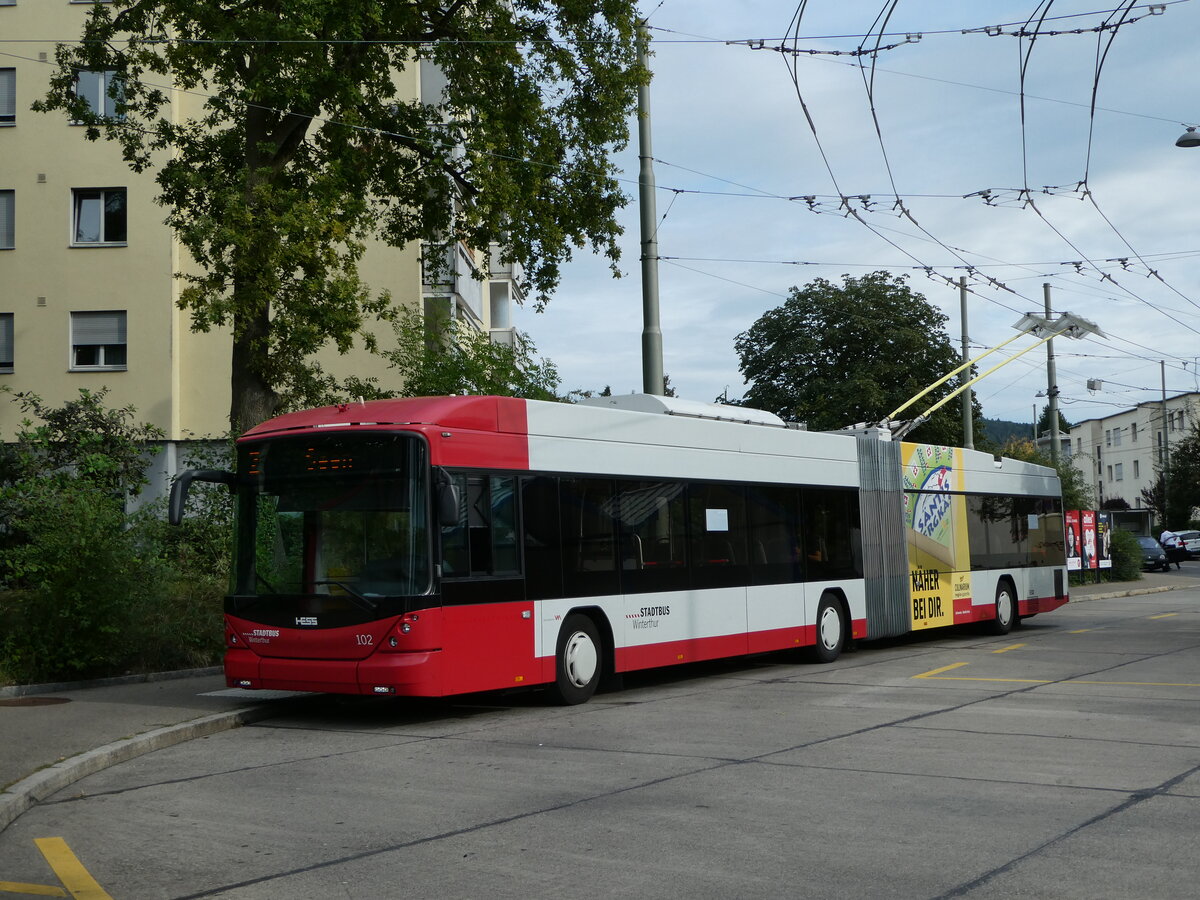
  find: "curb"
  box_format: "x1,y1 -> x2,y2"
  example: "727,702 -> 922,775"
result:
1072,584 -> 1195,601
0,667 -> 223,700
0,703 -> 283,834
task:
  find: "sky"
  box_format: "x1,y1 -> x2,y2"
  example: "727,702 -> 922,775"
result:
513,0 -> 1200,428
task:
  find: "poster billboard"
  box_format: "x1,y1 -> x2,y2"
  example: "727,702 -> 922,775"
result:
1095,511 -> 1112,569
1065,509 -> 1081,571
1066,510 -> 1110,571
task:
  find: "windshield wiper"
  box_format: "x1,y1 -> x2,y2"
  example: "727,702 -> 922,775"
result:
311,580 -> 379,615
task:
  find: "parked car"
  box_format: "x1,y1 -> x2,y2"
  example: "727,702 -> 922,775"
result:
1172,529 -> 1200,560
1137,536 -> 1170,571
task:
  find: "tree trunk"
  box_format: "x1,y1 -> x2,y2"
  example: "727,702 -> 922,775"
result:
229,302 -> 279,432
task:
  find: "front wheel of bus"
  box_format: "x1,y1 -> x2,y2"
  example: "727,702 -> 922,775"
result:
811,595 -> 845,663
989,581 -> 1016,635
554,614 -> 601,705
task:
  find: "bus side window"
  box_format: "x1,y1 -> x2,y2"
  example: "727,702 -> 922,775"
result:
747,484 -> 802,585
560,478 -> 620,597
522,476 -> 563,599
440,474 -> 470,577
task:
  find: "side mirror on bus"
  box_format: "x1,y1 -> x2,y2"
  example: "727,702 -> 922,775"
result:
434,467 -> 460,526
169,469 -> 237,526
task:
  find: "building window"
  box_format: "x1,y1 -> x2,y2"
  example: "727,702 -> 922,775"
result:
1134,460 -> 1140,478
70,311 -> 127,370
1106,465 -> 1113,481
72,188 -> 127,245
1104,429 -> 1111,447
1131,422 -> 1138,442
0,68 -> 14,125
73,70 -> 123,120
0,189 -> 12,249
1114,463 -> 1123,482
1112,428 -> 1121,447
0,313 -> 12,373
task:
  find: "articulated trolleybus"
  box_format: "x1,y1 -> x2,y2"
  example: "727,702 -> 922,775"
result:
171,394 -> 1068,704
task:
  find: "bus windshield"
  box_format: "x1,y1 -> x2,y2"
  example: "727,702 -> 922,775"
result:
232,433 -> 431,613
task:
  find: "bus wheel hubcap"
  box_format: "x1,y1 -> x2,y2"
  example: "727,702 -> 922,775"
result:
820,607 -> 841,650
564,631 -> 598,687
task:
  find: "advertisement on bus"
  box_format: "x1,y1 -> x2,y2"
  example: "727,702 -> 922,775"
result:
902,444 -> 971,630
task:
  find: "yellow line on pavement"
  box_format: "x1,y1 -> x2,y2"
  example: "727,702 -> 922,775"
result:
914,662 -> 969,678
1149,613 -> 1178,619
912,662 -> 1200,689
0,882 -> 67,897
1069,629 -> 1091,633
33,839 -> 112,900
993,643 -> 1026,653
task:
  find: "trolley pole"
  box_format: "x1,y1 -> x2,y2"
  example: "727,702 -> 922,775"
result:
637,22 -> 664,396
960,277 -> 973,449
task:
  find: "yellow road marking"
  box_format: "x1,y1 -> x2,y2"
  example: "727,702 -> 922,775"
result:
1069,629 -> 1091,633
0,883 -> 67,897
913,662 -> 1200,688
1149,613 -> 1178,620
914,662 -> 969,678
993,643 -> 1026,654
33,839 -> 112,900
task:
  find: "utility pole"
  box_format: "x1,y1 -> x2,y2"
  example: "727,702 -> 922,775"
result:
959,277 -> 973,449
1043,283 -> 1060,464
637,22 -> 664,396
1161,360 -> 1170,470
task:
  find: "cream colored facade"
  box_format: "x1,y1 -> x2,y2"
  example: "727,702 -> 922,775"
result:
1067,392 -> 1200,509
1,2 -> 522,493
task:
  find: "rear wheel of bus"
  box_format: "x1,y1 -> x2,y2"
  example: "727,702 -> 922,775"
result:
811,593 -> 846,663
988,579 -> 1016,635
553,613 -> 602,705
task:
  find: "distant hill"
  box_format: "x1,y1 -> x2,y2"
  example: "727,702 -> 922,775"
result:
982,417 -> 1033,448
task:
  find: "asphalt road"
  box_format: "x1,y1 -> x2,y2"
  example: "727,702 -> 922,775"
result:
2,590 -> 1199,899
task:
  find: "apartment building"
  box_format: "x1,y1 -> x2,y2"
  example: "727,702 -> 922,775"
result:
1,2 -> 523,496
1067,392 -> 1200,507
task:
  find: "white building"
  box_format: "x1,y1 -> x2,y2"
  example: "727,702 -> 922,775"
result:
1067,392 -> 1200,508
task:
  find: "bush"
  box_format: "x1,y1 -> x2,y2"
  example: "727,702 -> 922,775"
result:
1107,528 -> 1143,583
0,390 -> 230,685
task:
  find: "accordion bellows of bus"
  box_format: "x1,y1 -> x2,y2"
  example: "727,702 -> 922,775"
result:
170,394 -> 1068,704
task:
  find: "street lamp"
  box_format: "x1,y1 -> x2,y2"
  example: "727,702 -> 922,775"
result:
1176,126 -> 1200,148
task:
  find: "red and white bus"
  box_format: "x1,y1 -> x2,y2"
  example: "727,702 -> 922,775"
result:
171,393 -> 1068,704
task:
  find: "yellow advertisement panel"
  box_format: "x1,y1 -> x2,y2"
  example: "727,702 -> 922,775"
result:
902,444 -> 972,630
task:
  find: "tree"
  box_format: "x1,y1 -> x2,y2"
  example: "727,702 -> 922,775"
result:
1035,406 -> 1071,439
1163,420 -> 1200,526
36,1 -> 645,430
733,272 -> 985,445
1001,437 -> 1094,512
381,308 -> 561,400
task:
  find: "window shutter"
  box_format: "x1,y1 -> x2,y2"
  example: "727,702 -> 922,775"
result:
0,191 -> 12,249
72,311 -> 127,345
0,68 -> 15,121
0,315 -> 12,368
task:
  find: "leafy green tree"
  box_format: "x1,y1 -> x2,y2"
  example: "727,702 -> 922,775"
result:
1035,406 -> 1071,439
36,0 -> 645,430
0,387 -> 164,497
1000,437 -> 1094,512
1163,421 -> 1200,526
383,308 -> 561,400
733,272 -> 986,445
